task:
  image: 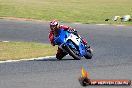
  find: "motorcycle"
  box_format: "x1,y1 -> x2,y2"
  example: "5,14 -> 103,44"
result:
54,28 -> 93,60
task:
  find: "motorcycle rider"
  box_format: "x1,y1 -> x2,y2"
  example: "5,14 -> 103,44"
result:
49,20 -> 90,60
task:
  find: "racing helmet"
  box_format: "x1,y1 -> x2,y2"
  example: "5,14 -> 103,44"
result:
50,20 -> 59,31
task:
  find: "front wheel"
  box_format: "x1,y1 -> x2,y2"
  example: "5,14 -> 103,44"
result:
84,49 -> 93,59
65,45 -> 81,60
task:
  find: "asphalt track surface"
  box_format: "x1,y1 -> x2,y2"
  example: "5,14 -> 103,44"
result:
0,19 -> 132,88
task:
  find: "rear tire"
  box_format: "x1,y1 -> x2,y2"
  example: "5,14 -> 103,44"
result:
65,45 -> 81,60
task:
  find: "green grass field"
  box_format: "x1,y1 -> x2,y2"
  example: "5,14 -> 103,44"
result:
0,0 -> 132,24
0,42 -> 57,61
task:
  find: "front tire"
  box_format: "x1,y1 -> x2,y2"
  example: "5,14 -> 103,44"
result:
84,49 -> 93,59
65,45 -> 81,60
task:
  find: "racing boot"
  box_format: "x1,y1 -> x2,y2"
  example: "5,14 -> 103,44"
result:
56,47 -> 67,60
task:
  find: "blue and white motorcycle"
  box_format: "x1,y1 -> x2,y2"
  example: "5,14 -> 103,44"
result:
54,28 -> 93,60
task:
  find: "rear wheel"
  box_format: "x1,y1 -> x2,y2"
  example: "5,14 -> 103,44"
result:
65,45 -> 81,60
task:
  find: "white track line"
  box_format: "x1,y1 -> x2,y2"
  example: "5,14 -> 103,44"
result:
96,24 -> 108,25
0,55 -> 56,64
115,25 -> 125,26
96,24 -> 126,26
0,41 -> 10,42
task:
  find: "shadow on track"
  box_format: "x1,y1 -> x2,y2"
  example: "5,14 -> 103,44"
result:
32,58 -> 77,62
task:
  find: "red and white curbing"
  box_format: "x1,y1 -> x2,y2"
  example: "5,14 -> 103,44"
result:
0,55 -> 56,64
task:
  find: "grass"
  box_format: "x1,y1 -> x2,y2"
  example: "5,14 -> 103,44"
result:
0,42 -> 57,61
0,0 -> 132,24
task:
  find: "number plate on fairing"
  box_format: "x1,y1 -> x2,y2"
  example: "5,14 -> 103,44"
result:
66,34 -> 81,45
